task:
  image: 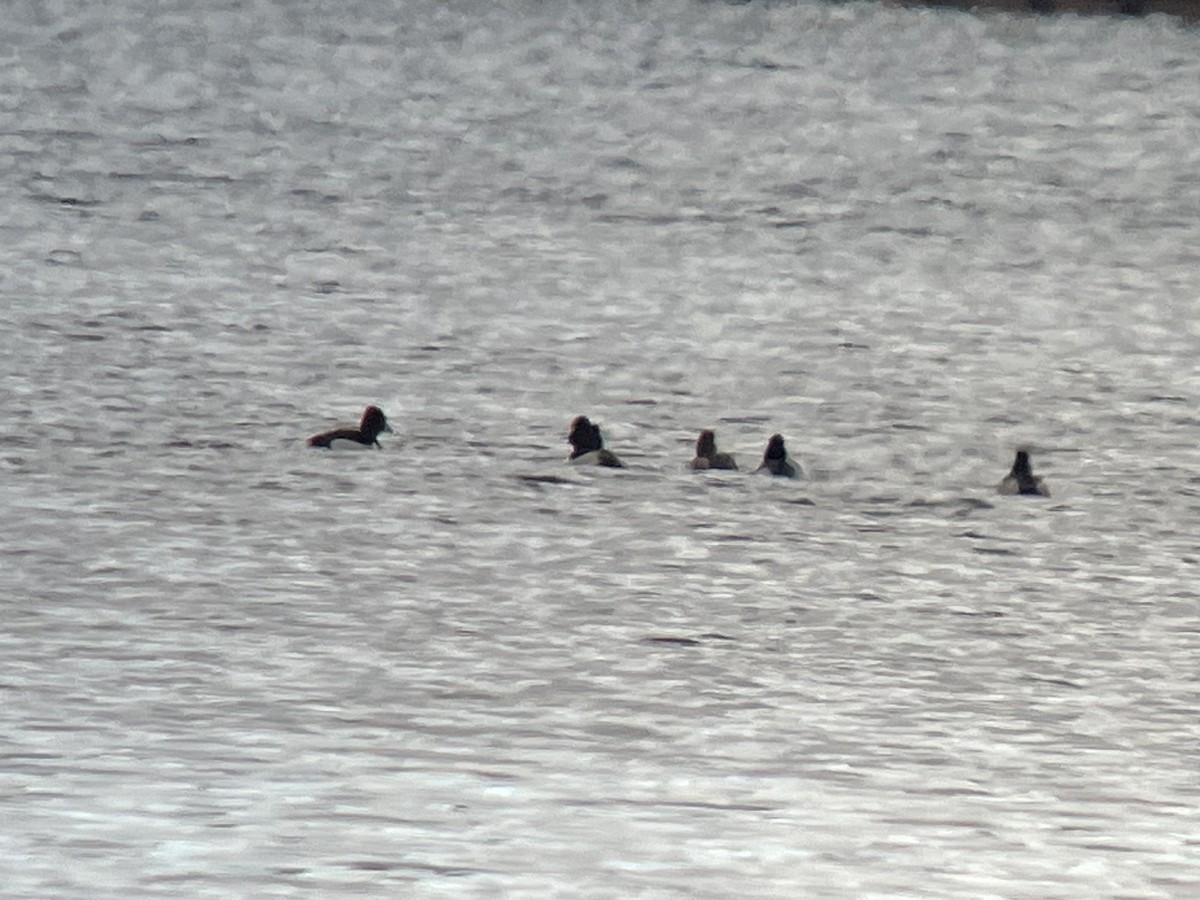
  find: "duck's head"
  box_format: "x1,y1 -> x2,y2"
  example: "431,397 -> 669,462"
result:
568,416 -> 604,454
361,406 -> 392,441
763,433 -> 787,461
1011,449 -> 1033,477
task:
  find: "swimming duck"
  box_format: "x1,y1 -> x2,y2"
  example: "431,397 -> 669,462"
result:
567,415 -> 624,468
756,433 -> 799,478
307,405 -> 393,449
997,449 -> 1049,497
688,429 -> 737,471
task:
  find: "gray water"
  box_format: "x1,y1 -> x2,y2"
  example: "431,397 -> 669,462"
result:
3,1 -> 1200,897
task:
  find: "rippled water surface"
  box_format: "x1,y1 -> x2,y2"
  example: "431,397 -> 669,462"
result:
3,1 -> 1200,897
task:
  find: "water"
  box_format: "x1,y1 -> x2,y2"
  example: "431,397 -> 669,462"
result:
2,1 -> 1200,896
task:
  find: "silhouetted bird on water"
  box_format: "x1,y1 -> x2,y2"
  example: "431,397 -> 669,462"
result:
307,405 -> 393,449
688,429 -> 737,471
997,449 -> 1049,497
755,433 -> 799,478
567,415 -> 625,468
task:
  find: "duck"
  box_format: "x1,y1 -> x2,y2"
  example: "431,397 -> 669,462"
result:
997,448 -> 1049,497
307,405 -> 393,449
567,415 -> 624,468
688,429 -> 737,470
755,433 -> 800,478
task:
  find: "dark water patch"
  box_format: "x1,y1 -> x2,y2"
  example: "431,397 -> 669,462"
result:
644,636 -> 703,647
64,332 -> 106,342
0,428 -> 36,447
0,751 -> 62,761
29,192 -> 103,208
251,479 -> 294,491
601,155 -> 643,171
515,474 -> 575,486
596,212 -> 739,227
691,477 -> 748,491
596,213 -> 684,226
499,186 -> 557,204
775,180 -> 823,200
98,400 -> 140,414
109,170 -> 237,185
950,609 -> 1005,618
1074,842 -> 1146,854
910,787 -> 993,799
1021,674 -> 1083,689
304,245 -> 369,259
164,440 -> 238,450
344,860 -> 396,873
890,422 -> 930,431
730,56 -> 803,73
132,135 -> 205,147
909,497 -> 994,512
21,128 -> 98,142
343,859 -> 486,877
718,415 -> 773,425
289,188 -> 342,203
783,497 -> 816,507
45,248 -> 83,265
209,620 -> 258,633
867,225 -> 935,238
864,493 -> 905,505
638,798 -> 776,813
567,796 -> 775,813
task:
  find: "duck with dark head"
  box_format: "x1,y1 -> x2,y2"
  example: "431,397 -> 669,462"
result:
567,415 -> 625,468
755,433 -> 799,478
998,448 -> 1049,497
307,405 -> 393,449
688,429 -> 737,471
